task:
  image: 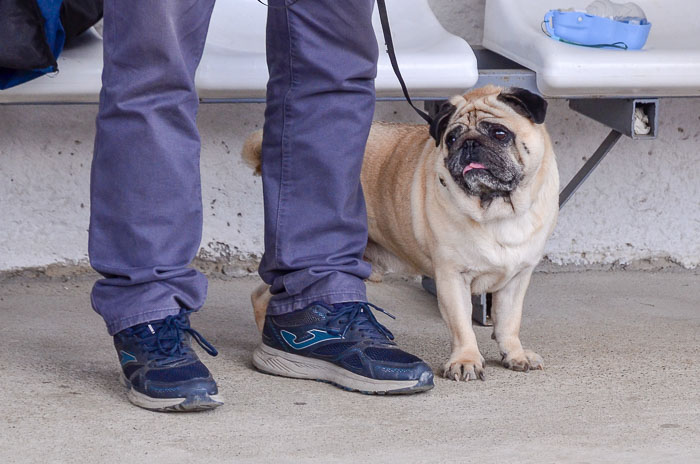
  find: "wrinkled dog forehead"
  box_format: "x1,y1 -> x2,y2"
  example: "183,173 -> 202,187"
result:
455,87 -> 546,125
450,92 -> 504,126
430,86 -> 548,147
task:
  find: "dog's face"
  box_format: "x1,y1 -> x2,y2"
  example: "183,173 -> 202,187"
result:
430,86 -> 549,205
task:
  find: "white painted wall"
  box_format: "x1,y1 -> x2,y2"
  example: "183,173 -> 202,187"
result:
1,0 -> 698,273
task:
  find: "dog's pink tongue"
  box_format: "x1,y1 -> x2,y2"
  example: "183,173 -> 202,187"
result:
463,162 -> 485,174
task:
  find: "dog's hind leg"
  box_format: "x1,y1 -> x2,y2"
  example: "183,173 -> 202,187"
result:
251,282 -> 272,332
241,130 -> 263,175
364,240 -> 419,283
363,240 -> 386,283
491,267 -> 544,372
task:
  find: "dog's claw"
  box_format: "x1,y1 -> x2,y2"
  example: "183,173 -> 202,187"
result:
501,349 -> 544,373
443,355 -> 485,382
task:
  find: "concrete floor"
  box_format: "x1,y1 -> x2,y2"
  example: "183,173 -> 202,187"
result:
1,271 -> 698,463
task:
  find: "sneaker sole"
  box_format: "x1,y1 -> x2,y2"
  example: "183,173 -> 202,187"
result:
119,373 -> 223,412
252,344 -> 433,395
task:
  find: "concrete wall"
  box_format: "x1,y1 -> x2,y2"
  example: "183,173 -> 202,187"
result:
1,0 -> 698,274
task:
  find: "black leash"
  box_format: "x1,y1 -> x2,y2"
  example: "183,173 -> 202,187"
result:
376,0 -> 434,126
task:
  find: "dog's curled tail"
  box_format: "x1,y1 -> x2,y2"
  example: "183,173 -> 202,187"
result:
241,130 -> 263,176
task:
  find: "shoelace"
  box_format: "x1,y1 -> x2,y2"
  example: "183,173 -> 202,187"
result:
130,312 -> 218,361
326,302 -> 396,342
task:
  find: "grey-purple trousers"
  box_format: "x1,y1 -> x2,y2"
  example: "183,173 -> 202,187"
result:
90,0 -> 378,335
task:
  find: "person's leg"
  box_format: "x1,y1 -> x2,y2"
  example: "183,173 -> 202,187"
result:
90,0 -> 222,411
90,0 -> 215,336
253,0 -> 434,394
259,0 -> 377,314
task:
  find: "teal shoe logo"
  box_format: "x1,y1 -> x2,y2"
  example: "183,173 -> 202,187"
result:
281,329 -> 342,350
119,350 -> 137,366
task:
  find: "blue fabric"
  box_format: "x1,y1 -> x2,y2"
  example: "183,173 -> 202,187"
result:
258,0 -> 377,313
89,0 -> 375,334
0,0 -> 66,90
90,0 -> 217,335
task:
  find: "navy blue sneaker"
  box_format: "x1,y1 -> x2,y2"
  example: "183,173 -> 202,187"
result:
114,311 -> 223,411
252,302 -> 434,394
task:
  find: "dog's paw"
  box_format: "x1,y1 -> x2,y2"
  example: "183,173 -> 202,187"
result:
501,349 -> 544,372
443,355 -> 486,381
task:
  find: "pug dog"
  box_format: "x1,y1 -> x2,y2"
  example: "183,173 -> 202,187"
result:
241,85 -> 559,382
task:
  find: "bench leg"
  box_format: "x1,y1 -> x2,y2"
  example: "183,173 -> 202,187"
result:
559,129 -> 622,208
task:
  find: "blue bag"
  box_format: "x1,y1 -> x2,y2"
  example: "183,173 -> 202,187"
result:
0,0 -> 66,90
543,9 -> 651,50
0,0 -> 103,90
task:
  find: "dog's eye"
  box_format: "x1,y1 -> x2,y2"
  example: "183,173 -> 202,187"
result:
445,128 -> 461,148
446,134 -> 458,147
494,130 -> 506,139
490,128 -> 509,141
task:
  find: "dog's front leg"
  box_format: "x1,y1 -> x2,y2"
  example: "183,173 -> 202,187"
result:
434,267 -> 485,381
492,267 -> 544,372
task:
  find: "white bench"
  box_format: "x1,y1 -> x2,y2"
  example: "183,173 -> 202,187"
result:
0,0 -> 477,104
447,0 -> 700,325
482,0 -> 700,98
479,0 -> 700,209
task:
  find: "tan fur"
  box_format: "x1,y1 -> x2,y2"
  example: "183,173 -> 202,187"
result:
241,85 -> 559,382
251,282 -> 272,331
241,130 -> 263,175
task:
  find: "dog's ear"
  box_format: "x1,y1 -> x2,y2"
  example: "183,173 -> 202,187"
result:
429,102 -> 457,147
497,88 -> 547,124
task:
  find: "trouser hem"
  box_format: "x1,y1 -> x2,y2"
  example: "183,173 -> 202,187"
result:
266,291 -> 367,316
104,307 -> 183,336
